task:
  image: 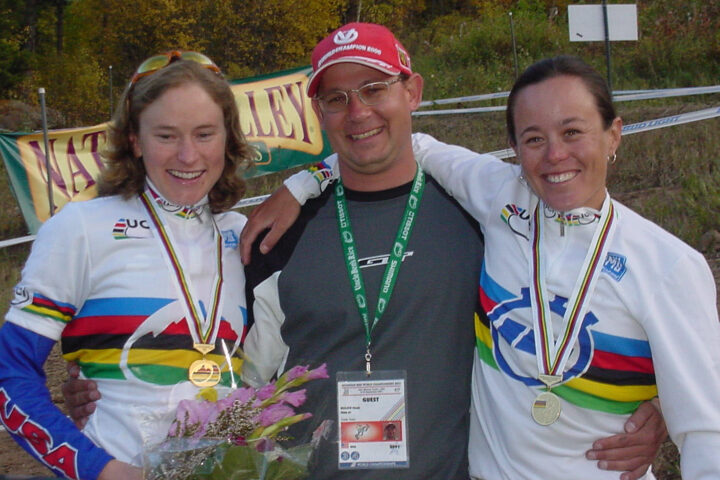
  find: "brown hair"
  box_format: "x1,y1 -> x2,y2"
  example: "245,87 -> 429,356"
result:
506,55 -> 617,145
99,60 -> 255,213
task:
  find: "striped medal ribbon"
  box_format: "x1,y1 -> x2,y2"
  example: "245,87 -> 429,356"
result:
529,196 -> 617,425
140,189 -> 224,387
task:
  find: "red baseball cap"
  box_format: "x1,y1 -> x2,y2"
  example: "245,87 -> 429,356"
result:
307,22 -> 413,98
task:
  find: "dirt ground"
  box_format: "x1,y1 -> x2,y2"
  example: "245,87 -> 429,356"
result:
1,255 -> 719,479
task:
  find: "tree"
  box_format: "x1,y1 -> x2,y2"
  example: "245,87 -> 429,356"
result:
64,0 -> 346,80
205,0 -> 346,76
0,0 -> 31,93
50,0 -> 70,54
352,0 -> 426,30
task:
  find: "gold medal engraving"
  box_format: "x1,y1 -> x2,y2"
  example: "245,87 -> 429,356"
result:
188,358 -> 221,387
531,391 -> 561,426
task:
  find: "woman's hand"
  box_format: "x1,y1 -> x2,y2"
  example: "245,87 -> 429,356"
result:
586,399 -> 668,480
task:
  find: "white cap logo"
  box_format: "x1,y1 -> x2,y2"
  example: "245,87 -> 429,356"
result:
334,28 -> 359,45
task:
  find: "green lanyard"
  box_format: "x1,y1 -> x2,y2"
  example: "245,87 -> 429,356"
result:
335,166 -> 425,374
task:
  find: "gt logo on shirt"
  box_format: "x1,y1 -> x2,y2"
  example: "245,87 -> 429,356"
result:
0,388 -> 78,479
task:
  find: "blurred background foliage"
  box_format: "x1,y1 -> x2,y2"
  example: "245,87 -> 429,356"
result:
0,0 -> 717,127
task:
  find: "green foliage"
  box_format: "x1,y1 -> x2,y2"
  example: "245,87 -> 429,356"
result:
16,46 -> 108,126
63,0 -> 345,82
612,0 -> 720,88
405,8 -> 573,98
354,0 -> 426,30
204,0 -> 344,75
0,39 -> 30,93
65,0 -> 215,82
0,1 -> 30,92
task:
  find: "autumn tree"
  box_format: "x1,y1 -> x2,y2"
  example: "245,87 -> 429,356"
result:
63,0 -> 346,82
0,1 -> 31,92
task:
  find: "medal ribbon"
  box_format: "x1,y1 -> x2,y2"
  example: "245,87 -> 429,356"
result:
530,196 -> 617,383
335,167 -> 425,355
140,190 -> 224,345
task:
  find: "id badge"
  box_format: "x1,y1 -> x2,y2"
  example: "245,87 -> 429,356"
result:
336,370 -> 409,470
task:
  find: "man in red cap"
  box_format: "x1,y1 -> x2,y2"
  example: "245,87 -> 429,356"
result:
244,21 -> 485,479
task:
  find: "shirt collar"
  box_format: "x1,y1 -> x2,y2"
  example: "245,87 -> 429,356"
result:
144,178 -> 209,221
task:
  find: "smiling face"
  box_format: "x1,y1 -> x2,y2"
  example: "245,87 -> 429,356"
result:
511,75 -> 622,211
313,63 -> 423,191
130,82 -> 227,205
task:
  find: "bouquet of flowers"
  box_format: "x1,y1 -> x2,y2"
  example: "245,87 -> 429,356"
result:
143,363 -> 329,480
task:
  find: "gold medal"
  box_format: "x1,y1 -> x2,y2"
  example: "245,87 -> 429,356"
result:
531,391 -> 561,426
188,358 -> 222,387
189,343 -> 221,387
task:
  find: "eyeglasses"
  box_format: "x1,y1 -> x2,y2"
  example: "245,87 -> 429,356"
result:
314,77 -> 403,113
129,50 -> 222,86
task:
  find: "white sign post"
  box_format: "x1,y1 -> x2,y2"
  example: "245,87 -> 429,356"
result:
568,3 -> 638,93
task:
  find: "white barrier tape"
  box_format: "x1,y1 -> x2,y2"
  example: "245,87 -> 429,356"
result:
621,106 -> 720,134
413,105 -> 507,116
0,234 -> 37,249
614,85 -> 720,102
419,91 -> 509,107
1,106 -> 718,250
418,85 -> 720,112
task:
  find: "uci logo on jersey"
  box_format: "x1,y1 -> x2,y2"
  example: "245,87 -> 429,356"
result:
112,218 -> 151,240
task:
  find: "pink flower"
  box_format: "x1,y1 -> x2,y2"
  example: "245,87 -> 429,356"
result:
216,386 -> 255,410
284,365 -> 309,381
278,389 -> 307,408
283,363 -> 329,383
255,383 -> 277,402
306,363 -> 329,380
257,403 -> 295,427
170,399 -> 219,437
